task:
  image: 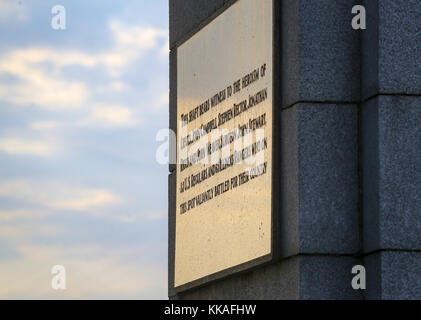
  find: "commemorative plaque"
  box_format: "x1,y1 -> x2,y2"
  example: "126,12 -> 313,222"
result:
172,0 -> 279,292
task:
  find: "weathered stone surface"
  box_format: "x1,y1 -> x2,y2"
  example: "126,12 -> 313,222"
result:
174,255 -> 362,300
282,0 -> 360,108
363,96 -> 421,252
362,0 -> 421,98
300,256 -> 363,300
282,103 -> 359,256
173,257 -> 300,300
169,0 -> 421,300
365,251 -> 421,300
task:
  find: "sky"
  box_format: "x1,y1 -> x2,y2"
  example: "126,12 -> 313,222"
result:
0,0 -> 169,299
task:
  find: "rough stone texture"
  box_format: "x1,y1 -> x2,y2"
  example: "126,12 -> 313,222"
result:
300,256 -> 363,300
282,0 -> 360,108
169,0 -> 421,300
175,256 -> 362,300
169,0 -> 237,48
169,49 -> 177,173
363,96 -> 421,252
168,172 -> 176,297
361,0 -> 379,99
364,251 -> 381,300
282,103 -> 359,256
280,106 -> 299,258
174,257 -> 300,300
365,251 -> 421,300
361,97 -> 380,253
361,2 -> 421,301
362,0 -> 421,98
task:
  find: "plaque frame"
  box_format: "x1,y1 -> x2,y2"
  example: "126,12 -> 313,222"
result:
169,0 -> 282,296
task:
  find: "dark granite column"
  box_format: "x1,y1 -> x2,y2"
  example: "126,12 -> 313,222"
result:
169,0 -> 362,300
169,0 -> 421,300
278,0 -> 361,300
361,0 -> 421,300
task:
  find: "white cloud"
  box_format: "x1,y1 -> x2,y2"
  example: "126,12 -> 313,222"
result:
160,39 -> 170,58
156,91 -> 169,111
0,180 -> 122,212
0,61 -> 89,109
0,223 -> 64,239
0,10 -> 169,300
79,104 -> 141,128
0,49 -> 90,109
109,81 -> 127,92
119,210 -> 166,223
0,138 -> 57,156
0,0 -> 28,22
0,20 -> 167,136
0,179 -> 167,232
31,121 -> 59,130
0,180 -> 164,224
0,244 -> 166,299
0,209 -> 49,222
0,20 -> 167,112
0,21 -> 166,77
109,20 -> 167,54
51,189 -> 121,211
96,81 -> 128,93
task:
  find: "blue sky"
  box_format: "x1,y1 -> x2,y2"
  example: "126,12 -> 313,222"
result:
0,0 -> 168,299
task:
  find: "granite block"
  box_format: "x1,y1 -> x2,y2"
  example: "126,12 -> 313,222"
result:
282,0 -> 361,108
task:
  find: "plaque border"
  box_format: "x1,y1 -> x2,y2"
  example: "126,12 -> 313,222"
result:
169,0 -> 282,296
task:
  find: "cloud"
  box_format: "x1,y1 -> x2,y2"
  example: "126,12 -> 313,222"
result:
0,180 -> 122,212
0,243 -> 167,299
0,138 -> 57,156
79,104 -> 141,128
0,0 -> 27,22
160,39 -> 170,58
0,209 -> 49,222
156,91 -> 169,111
96,81 -> 128,93
119,210 -> 166,223
109,19 -> 167,56
0,10 -> 169,300
0,20 -> 167,75
0,223 -> 64,239
51,189 -> 121,211
0,59 -> 89,109
0,20 -> 167,112
31,121 -> 59,130
0,180 -> 165,224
